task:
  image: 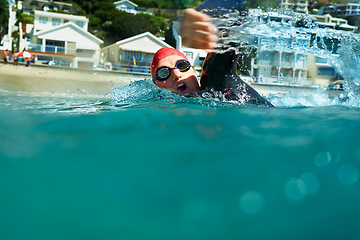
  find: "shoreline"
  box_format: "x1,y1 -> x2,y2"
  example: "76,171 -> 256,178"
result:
0,63 -> 343,98
0,64 -> 150,97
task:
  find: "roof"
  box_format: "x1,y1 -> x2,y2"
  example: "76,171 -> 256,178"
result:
111,32 -> 172,53
35,22 -> 103,44
114,0 -> 138,7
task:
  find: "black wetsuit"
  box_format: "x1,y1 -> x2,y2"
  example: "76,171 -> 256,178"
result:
199,49 -> 274,107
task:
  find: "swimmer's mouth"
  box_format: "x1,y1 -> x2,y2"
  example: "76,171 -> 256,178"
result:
176,83 -> 188,93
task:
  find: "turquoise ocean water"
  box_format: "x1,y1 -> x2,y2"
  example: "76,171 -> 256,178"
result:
1,81 -> 360,240
2,9 -> 360,239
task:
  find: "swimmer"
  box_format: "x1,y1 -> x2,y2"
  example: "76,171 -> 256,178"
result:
151,47 -> 273,107
151,2 -> 273,107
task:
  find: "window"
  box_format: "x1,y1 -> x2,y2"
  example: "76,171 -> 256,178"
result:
184,51 -> 193,60
282,53 -> 292,62
279,38 -> 291,47
119,50 -> 152,63
261,37 -> 275,45
317,67 -> 335,76
75,21 -> 84,28
39,17 -> 48,24
296,38 -> 308,48
259,52 -> 271,61
295,54 -> 307,68
315,57 -> 328,64
52,18 -> 61,26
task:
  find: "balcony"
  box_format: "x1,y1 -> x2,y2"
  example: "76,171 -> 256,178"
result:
280,62 -> 293,68
27,44 -> 76,55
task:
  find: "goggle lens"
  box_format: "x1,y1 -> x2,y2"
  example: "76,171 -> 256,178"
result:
154,60 -> 191,81
157,68 -> 170,79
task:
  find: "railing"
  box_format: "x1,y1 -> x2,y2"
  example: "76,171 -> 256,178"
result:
280,62 -> 292,68
253,76 -> 313,86
27,44 -> 75,55
45,45 -> 66,54
111,64 -> 150,74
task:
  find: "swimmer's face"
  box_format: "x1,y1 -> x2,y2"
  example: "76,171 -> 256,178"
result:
153,56 -> 199,95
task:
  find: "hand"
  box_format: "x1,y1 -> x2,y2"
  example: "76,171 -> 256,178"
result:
181,8 -> 218,50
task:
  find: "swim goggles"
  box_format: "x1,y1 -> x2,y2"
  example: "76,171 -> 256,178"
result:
154,59 -> 191,82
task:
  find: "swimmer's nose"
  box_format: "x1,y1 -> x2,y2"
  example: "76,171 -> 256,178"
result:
171,69 -> 182,81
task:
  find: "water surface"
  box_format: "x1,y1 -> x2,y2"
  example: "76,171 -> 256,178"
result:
1,84 -> 359,240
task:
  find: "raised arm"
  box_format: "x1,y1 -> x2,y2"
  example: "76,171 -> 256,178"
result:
180,8 -> 218,50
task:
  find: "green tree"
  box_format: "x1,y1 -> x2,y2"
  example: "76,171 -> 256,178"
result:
16,10 -> 34,24
246,0 -> 280,9
0,0 -> 9,32
103,12 -> 168,44
131,0 -> 159,8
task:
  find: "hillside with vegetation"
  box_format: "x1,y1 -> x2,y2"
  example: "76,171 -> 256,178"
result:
2,0 -> 357,47
59,0 -> 281,45
54,0 -> 208,45
0,0 -> 9,38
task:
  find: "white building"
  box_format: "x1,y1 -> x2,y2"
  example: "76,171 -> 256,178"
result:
21,0 -> 79,15
33,10 -> 88,32
0,0 -> 17,51
319,3 -> 360,17
250,33 -> 312,86
248,10 -> 348,87
309,14 -> 358,31
114,0 -> 145,14
100,32 -> 172,73
281,0 -> 308,14
26,10 -> 103,68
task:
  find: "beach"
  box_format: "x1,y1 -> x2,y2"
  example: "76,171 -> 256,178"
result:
0,64 -> 150,97
0,63 -> 343,99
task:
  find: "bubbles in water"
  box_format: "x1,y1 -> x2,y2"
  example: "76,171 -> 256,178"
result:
337,164 -> 359,185
284,178 -> 306,203
284,172 -> 320,203
239,190 -> 265,214
334,152 -> 342,162
314,152 -> 331,167
299,172 -> 320,195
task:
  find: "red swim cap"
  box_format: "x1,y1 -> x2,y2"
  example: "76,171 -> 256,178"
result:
150,48 -> 188,78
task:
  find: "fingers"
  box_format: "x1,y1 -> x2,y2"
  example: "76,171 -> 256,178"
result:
182,20 -> 218,36
183,8 -> 210,22
180,8 -> 218,50
181,27 -> 218,50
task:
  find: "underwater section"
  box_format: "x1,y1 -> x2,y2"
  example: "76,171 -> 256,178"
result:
1,94 -> 360,239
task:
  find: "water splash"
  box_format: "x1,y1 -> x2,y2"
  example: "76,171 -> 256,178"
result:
109,79 -> 251,109
110,9 -> 360,109
209,8 -> 360,107
109,79 -> 360,109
